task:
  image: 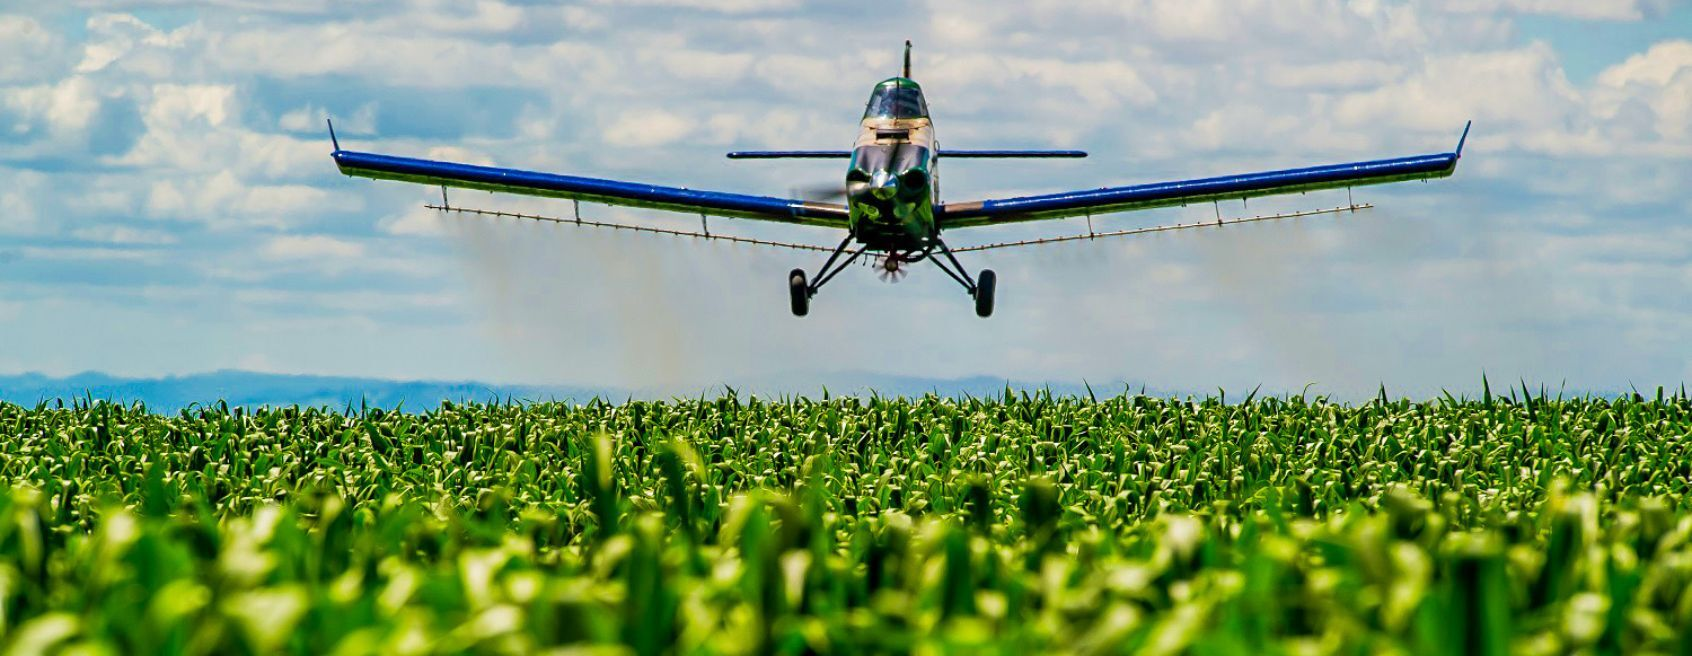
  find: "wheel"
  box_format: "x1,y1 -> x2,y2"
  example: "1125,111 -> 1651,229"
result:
974,269 -> 996,318
788,268 -> 810,317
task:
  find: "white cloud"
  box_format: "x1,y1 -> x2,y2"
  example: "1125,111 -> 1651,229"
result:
1599,41 -> 1692,87
7,1 -> 1692,393
74,13 -> 200,77
932,55 -> 1159,110
603,109 -> 696,147
18,245 -> 167,264
2,76 -> 101,134
209,26 -> 531,88
0,171 -> 46,235
77,14 -> 155,73
71,0 -> 340,13
262,234 -> 364,260
1330,44 -> 1590,151
1264,60 -> 1407,91
280,102 -> 377,135
379,207 -> 447,237
423,146 -> 496,167
1434,0 -> 1660,20
588,0 -> 801,14
144,171 -> 332,227
408,0 -> 526,34
71,225 -> 179,245
1593,40 -> 1692,141
0,16 -> 64,83
144,83 -> 234,128
650,50 -> 757,82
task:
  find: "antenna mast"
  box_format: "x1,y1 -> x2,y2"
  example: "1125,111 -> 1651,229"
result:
903,40 -> 912,78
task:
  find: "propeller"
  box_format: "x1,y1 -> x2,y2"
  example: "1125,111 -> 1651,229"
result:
790,183 -> 848,203
876,253 -> 910,283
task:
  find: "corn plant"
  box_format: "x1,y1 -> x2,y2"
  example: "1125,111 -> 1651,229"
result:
0,389 -> 1689,653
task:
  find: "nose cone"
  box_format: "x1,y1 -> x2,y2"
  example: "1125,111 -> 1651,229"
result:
870,170 -> 899,200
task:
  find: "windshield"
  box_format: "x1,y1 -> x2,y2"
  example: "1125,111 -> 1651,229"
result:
864,83 -> 929,120
851,143 -> 932,180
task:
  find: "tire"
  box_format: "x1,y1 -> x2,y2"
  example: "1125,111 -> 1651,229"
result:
789,268 -> 810,317
974,269 -> 996,318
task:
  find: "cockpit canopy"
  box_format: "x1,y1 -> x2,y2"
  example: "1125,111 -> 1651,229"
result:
863,78 -> 929,120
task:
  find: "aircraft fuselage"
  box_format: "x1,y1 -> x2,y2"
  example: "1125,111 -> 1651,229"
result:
847,77 -> 937,252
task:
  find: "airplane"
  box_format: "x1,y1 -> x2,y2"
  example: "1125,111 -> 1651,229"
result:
330,42 -> 1468,318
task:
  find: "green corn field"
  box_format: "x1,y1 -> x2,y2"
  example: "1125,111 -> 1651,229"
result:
1,389 -> 1691,654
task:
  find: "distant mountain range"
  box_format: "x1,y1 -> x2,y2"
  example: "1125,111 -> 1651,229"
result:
0,370 -> 1153,412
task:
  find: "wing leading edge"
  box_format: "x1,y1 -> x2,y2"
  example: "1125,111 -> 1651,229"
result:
939,123 -> 1470,229
331,146 -> 849,229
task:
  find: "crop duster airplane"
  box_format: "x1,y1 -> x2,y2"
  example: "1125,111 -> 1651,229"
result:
331,42 -> 1468,318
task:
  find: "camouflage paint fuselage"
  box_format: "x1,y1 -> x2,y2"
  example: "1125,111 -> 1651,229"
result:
848,78 -> 937,251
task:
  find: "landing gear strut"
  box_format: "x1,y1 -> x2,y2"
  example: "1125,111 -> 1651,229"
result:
788,235 -> 868,317
786,235 -> 995,317
930,240 -> 996,318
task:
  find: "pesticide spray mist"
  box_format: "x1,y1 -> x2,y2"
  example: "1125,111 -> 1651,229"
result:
444,207 -> 706,391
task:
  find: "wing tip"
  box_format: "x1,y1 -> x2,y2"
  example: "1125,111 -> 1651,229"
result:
327,118 -> 341,153
1456,120 -> 1472,159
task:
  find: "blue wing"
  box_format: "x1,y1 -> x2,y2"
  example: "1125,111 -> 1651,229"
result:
938,124 -> 1469,229
726,151 -> 851,159
939,150 -> 1088,159
332,148 -> 849,228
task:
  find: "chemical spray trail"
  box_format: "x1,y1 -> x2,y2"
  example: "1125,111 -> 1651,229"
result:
1182,201 -> 1367,390
442,206 -> 696,390
439,202 -> 810,392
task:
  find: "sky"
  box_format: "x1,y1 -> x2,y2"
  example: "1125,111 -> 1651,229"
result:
2,0 -> 1691,398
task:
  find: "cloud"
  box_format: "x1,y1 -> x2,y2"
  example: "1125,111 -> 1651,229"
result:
379,206 -> 448,237
3,77 -> 102,134
1332,44 -> 1584,140
4,2 -> 1692,393
933,55 -> 1159,110
1264,60 -> 1408,91
1433,0 -> 1665,20
1600,40 -> 1692,87
603,109 -> 696,147
144,83 -> 234,128
0,16 -> 65,84
71,0 -> 344,14
144,171 -> 333,227
0,170 -> 46,235
71,225 -> 180,245
588,0 -> 802,14
279,102 -> 377,135
1593,40 -> 1692,141
262,234 -> 364,260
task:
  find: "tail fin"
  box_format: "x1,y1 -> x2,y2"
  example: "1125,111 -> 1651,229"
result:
903,40 -> 912,79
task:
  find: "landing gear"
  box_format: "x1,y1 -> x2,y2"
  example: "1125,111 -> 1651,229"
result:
930,240 -> 997,318
789,269 -> 810,317
788,234 -> 996,317
974,269 -> 996,318
788,235 -> 867,317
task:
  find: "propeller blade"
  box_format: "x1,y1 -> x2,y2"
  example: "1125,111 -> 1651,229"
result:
791,183 -> 848,203
875,254 -> 910,283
